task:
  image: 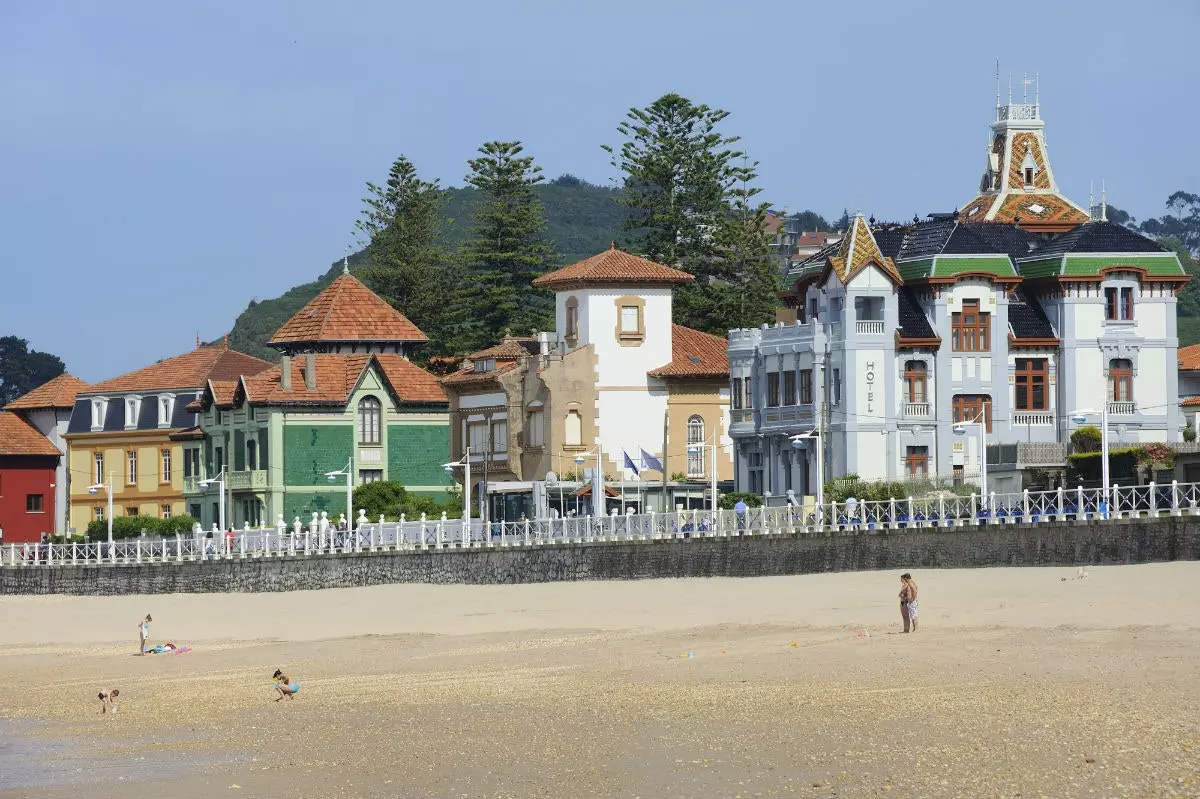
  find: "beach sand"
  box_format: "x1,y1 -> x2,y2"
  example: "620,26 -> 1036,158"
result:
0,563 -> 1197,798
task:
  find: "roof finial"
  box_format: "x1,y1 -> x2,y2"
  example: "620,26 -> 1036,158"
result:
1034,70 -> 1040,113
223,333 -> 229,347
343,244 -> 350,275
1008,72 -> 1012,105
610,240 -> 616,250
1101,179 -> 1107,222
1022,71 -> 1028,104
196,330 -> 201,349
994,59 -> 1001,119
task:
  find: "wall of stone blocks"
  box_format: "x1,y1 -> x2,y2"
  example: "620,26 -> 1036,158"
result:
3,518 -> 1197,596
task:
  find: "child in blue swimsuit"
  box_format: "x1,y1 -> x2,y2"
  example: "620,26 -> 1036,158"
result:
273,669 -> 300,701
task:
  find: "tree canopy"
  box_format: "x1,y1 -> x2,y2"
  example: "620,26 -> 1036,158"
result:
0,336 -> 65,406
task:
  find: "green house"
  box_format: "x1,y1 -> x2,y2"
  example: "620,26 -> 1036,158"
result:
183,266 -> 454,529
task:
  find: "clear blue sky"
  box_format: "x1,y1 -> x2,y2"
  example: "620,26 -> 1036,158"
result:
2,0 -> 1196,382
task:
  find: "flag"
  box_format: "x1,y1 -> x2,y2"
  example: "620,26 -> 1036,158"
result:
623,451 -> 640,477
640,448 -> 664,473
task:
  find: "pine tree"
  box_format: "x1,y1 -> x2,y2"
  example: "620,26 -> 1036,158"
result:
714,159 -> 781,331
355,155 -> 454,356
455,141 -> 555,353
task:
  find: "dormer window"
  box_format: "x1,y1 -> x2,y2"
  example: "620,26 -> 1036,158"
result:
565,296 -> 579,342
476,358 -> 496,373
1021,148 -> 1037,188
157,394 -> 175,427
124,396 -> 142,429
90,397 -> 109,430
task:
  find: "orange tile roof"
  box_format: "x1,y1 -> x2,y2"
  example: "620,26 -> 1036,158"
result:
648,325 -> 729,379
208,379 -> 239,409
169,426 -> 205,441
466,338 -> 538,361
268,273 -> 428,346
532,246 -> 694,289
1181,397 -> 1200,408
4,373 -> 90,411
0,411 -> 61,456
441,360 -> 521,387
239,353 -> 446,406
88,345 -> 273,394
1179,344 -> 1200,371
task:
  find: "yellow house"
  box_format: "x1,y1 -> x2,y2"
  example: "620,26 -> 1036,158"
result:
64,343 -> 271,533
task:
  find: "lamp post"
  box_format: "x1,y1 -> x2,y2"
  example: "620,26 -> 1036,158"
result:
87,472 -> 114,548
198,469 -> 227,533
953,410 -> 988,508
789,428 -> 824,512
443,447 -> 471,528
324,458 -> 354,526
1071,405 -> 1110,515
686,439 -> 720,517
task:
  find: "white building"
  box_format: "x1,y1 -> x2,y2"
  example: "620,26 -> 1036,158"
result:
730,95 -> 1188,499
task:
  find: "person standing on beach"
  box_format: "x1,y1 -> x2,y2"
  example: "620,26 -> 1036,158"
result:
899,574 -> 919,633
138,614 -> 152,655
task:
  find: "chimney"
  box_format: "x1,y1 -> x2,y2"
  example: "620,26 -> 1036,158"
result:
304,353 -> 317,392
280,355 -> 292,391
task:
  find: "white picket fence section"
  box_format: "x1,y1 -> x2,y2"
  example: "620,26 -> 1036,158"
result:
6,480 -> 1200,568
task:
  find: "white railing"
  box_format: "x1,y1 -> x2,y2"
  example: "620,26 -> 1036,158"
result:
856,320 -> 885,336
6,479 -> 1200,569
1108,402 -> 1136,415
1013,412 -> 1054,426
902,402 -> 931,418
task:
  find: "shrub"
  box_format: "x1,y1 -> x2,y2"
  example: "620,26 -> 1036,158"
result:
670,471 -> 688,482
351,480 -> 463,520
1066,447 -> 1139,483
1070,425 -> 1102,453
1185,419 -> 1196,443
718,492 -> 762,510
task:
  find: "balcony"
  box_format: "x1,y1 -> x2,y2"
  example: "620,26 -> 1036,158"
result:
227,470 -> 268,491
902,402 -> 931,418
1108,402 -> 1136,415
183,476 -> 202,494
856,320 -> 885,336
731,408 -> 755,424
1013,412 -> 1054,426
988,441 -> 1067,468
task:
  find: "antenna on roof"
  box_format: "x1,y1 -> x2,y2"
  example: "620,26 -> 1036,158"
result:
1034,70 -> 1040,112
1008,73 -> 1012,105
196,330 -> 200,349
1101,179 -> 1107,222
1022,71 -> 1028,104
994,59 -> 1001,118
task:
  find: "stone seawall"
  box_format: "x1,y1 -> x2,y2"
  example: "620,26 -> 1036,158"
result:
3,518 -> 1197,596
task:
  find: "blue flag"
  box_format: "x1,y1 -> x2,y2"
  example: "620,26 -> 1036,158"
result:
640,448 -> 664,472
623,450 -> 640,477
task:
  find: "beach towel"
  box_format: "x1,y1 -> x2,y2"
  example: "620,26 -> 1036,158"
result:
147,644 -> 192,654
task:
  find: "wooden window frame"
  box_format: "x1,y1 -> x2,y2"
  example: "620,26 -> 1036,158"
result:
904,446 -> 929,478
1109,359 -> 1133,403
952,394 -> 993,433
1014,358 -> 1048,411
903,361 -> 927,403
357,396 -> 382,445
782,371 -> 796,406
766,372 -> 780,408
951,300 -> 990,352
799,370 -> 813,405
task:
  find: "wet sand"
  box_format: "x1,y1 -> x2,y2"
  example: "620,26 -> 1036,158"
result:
1,563 -> 1198,798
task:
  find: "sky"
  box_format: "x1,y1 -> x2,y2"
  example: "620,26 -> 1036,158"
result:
2,0 -> 1197,383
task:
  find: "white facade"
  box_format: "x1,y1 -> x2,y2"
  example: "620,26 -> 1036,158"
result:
21,407 -> 71,535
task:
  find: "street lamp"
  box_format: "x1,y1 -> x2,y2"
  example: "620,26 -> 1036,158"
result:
324,458 -> 354,527
789,430 -> 824,511
686,440 -> 720,517
87,472 -> 114,549
443,447 -> 471,528
1071,406 -> 1110,516
953,410 -> 988,508
198,469 -> 227,533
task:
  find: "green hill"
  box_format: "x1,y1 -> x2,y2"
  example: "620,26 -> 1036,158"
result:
223,177 -> 627,361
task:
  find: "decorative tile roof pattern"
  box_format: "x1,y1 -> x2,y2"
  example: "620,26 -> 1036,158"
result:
87,345 -> 273,394
1178,343 -> 1200,371
0,411 -> 61,456
961,193 -> 1088,226
239,354 -> 446,406
829,215 -> 902,284
4,373 -> 90,411
531,246 -> 694,289
1009,294 -> 1056,339
267,273 -> 428,346
896,289 -> 937,342
648,325 -> 729,379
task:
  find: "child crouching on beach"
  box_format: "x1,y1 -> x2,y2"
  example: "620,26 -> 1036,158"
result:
98,688 -> 119,714
273,669 -> 300,701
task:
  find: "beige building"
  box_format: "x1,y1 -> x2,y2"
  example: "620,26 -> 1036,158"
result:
441,247 -> 731,518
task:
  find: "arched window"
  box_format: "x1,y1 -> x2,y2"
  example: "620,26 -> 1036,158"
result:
358,396 -> 381,444
565,409 -> 582,447
686,415 -> 705,477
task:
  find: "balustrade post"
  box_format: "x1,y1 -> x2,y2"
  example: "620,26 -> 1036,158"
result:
907,497 -> 915,529
1056,486 -> 1065,520
1171,480 -> 1180,516
524,519 -> 531,546
970,493 -> 978,524
1022,489 -> 1031,523
938,494 -> 945,528
8,543 -> 14,567
584,514 -> 593,543
72,540 -> 78,565
1149,481 -> 1157,517
690,507 -> 697,539
1076,485 -> 1085,521
437,513 -> 445,548
47,542 -> 53,567
1112,485 -> 1121,519
500,520 -> 507,547
830,501 -> 839,532
304,529 -> 311,556
135,539 -> 141,564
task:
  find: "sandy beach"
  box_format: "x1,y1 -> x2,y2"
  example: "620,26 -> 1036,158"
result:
0,563 -> 1197,798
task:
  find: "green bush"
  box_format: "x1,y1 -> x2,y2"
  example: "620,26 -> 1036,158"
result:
718,492 -> 762,510
1070,425 -> 1103,454
1185,419 -> 1196,443
83,514 -> 198,540
352,480 -> 463,520
1066,447 -> 1139,483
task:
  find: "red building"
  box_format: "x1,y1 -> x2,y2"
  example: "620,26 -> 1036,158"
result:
0,411 -> 61,544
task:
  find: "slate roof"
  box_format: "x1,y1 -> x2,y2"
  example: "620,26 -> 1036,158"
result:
66,392 -> 200,435
238,353 -> 446,406
785,241 -> 840,287
1008,294 -> 1056,339
1025,221 -> 1167,259
896,289 -> 937,341
897,217 -> 958,261
267,273 -> 428,347
531,246 -> 694,289
86,345 -> 273,394
4,373 -> 90,411
0,411 -> 61,456
648,325 -> 730,379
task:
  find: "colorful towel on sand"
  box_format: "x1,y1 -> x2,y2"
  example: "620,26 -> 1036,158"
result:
148,644 -> 191,654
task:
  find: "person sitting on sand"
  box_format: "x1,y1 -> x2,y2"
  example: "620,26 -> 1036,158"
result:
98,688 -> 119,714
273,669 -> 300,701
901,573 -> 919,633
138,614 -> 152,655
